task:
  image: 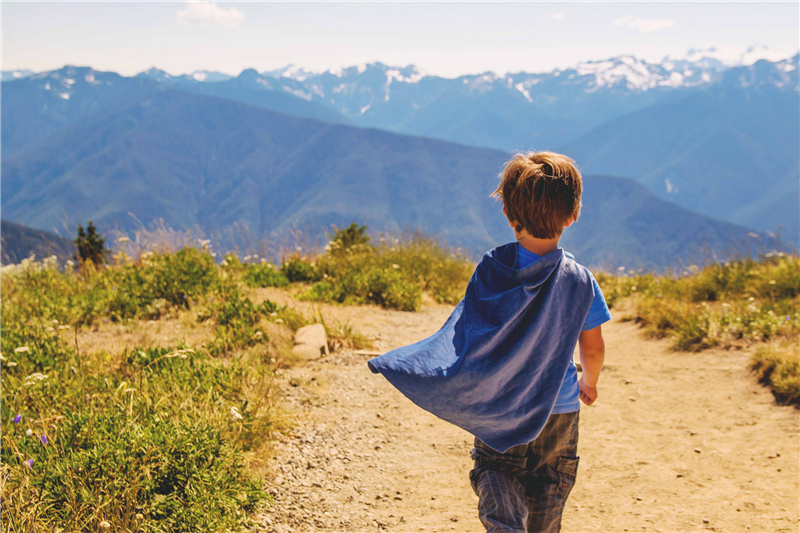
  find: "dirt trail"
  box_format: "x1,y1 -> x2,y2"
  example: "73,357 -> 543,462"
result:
253,293 -> 799,533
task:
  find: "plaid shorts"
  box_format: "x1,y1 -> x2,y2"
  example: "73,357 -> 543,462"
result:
469,411 -> 580,533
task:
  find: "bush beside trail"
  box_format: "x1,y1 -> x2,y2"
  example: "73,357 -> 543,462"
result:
596,254 -> 800,405
0,249 -> 302,532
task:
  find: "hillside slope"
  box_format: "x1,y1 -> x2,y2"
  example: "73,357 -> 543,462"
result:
2,90 -> 777,269
562,59 -> 799,243
1,220 -> 75,264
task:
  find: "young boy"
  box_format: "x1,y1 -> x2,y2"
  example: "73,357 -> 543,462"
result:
368,151 -> 610,533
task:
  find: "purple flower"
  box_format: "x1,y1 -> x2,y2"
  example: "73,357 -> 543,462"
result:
105,308 -> 109,313
787,316 -> 791,321
12,414 -> 21,424
183,294 -> 187,299
40,434 -> 48,445
24,459 -> 33,469
104,318 -> 109,323
112,286 -> 117,291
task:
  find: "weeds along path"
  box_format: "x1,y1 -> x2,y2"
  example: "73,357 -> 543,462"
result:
252,290 -> 799,533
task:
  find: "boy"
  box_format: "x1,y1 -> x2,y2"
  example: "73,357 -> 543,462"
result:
368,151 -> 610,533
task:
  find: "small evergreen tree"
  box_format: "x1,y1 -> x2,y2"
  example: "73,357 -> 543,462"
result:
74,221 -> 107,265
328,222 -> 370,252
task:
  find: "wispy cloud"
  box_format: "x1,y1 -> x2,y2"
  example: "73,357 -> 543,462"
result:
612,15 -> 674,33
177,0 -> 244,28
550,12 -> 565,21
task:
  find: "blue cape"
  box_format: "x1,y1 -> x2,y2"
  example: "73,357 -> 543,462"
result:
368,243 -> 594,452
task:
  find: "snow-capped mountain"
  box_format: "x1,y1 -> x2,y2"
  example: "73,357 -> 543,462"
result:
1,69 -> 35,82
136,68 -> 233,83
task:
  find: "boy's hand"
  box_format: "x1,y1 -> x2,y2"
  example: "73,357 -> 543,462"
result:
578,376 -> 598,406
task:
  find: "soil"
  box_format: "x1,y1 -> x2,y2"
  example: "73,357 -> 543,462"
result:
251,292 -> 799,533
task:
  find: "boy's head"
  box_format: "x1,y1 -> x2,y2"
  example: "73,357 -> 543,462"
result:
492,151 -> 582,240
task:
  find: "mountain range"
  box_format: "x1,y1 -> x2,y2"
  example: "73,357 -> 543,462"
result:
2,51 -> 797,267
1,88 -> 780,269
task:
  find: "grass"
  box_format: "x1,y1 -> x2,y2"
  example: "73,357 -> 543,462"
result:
596,253 -> 800,405
293,230 -> 474,311
0,249 -> 299,532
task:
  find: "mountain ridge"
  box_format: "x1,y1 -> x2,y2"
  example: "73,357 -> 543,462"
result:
2,88 -> 781,269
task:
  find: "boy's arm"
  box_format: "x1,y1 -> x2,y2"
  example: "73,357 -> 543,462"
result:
578,325 -> 605,406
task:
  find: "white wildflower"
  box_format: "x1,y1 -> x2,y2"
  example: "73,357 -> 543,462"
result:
14,346 -> 30,353
253,331 -> 263,338
26,429 -> 33,436
275,318 -> 284,324
99,521 -> 111,529
392,264 -> 400,270
24,373 -> 48,386
230,406 -> 244,421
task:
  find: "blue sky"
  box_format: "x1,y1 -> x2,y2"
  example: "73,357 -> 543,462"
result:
3,2 -> 798,77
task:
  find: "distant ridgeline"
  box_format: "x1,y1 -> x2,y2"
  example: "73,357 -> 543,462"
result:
2,55 -> 797,269
1,220 -> 75,265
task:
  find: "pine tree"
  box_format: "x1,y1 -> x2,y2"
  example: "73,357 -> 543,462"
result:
74,221 -> 107,265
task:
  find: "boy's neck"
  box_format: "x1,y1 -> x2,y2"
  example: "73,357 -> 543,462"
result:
515,232 -> 561,256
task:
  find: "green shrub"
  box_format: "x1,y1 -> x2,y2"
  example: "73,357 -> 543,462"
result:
242,263 -> 290,288
0,252 -> 283,532
751,341 -> 800,405
299,230 -> 472,310
281,257 -> 319,283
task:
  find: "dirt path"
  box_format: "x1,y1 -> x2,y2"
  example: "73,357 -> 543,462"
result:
253,294 -> 799,533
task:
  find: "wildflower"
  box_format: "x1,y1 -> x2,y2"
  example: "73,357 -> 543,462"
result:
24,373 -> 48,386
768,280 -> 777,285
392,264 -> 400,270
104,318 -> 109,323
276,318 -> 284,324
270,357 -> 276,363
14,346 -> 30,353
253,331 -> 263,339
787,316 -> 791,321
24,459 -> 33,469
183,294 -> 187,299
99,521 -> 111,529
617,266 -> 626,272
230,406 -> 244,421
40,434 -> 48,445
26,429 -> 33,436
12,414 -> 21,424
657,293 -> 662,298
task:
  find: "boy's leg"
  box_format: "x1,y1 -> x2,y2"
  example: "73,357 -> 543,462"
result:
523,411 -> 580,533
469,439 -> 529,533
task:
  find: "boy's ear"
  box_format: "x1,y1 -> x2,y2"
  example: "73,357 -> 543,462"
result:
564,216 -> 576,229
503,208 -> 515,229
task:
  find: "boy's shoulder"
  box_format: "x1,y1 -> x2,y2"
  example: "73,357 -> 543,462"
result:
560,249 -> 594,283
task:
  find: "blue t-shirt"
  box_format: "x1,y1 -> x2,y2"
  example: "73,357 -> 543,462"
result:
517,246 -> 611,413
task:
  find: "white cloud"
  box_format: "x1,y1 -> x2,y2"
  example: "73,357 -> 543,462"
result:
550,12 -> 565,21
177,0 -> 244,28
613,15 -> 674,33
